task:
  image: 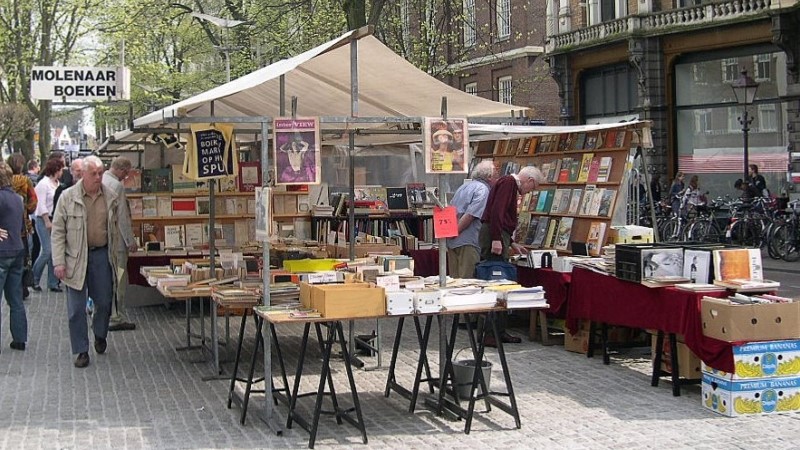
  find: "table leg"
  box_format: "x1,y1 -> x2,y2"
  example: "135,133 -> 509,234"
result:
241,316 -> 264,425
668,333 -> 681,397
651,330 -> 665,387
287,323 -> 311,430
228,310 -> 249,409
409,316 -> 434,412
271,322 -> 291,405
314,323 -> 342,425
384,317 -> 405,398
212,299 -> 220,375
586,321 -> 595,359
176,297 -> 201,352
308,323 -> 337,449
335,322 -> 368,445
539,311 -> 552,346
601,323 -> 610,365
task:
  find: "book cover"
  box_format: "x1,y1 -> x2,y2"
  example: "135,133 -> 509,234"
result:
554,217 -> 574,251
141,168 -> 172,193
217,176 -> 238,193
235,198 -> 248,215
597,156 -> 613,183
202,223 -> 224,243
237,161 -> 261,192
531,217 -> 550,248
142,196 -> 158,217
713,248 -> 762,281
171,197 -> 196,216
544,217 -> 560,248
548,159 -> 562,183
164,224 -> 185,248
247,198 -> 256,215
558,134 -> 573,152
196,196 -> 211,216
171,164 -> 196,194
683,249 -> 712,284
140,222 -> 164,243
615,129 -> 629,148
129,198 -> 143,218
523,217 -> 540,245
123,169 -> 142,193
557,158 -> 571,183
568,188 -> 583,215
386,187 -> 409,210
584,133 -> 598,150
475,141 -> 495,157
234,220 -> 250,245
588,188 -> 605,216
578,185 -> 597,216
572,133 -> 587,150
542,188 -> 556,213
157,196 -> 172,217
603,130 -> 618,149
586,221 -> 607,256
597,189 -> 617,217
407,182 -> 428,207
222,223 -> 237,246
587,157 -> 601,183
224,197 -> 238,215
527,191 -> 540,212
596,131 -> 607,149
493,140 -> 508,156
535,190 -> 549,212
577,153 -> 594,183
525,137 -> 539,155
567,158 -> 581,182
185,223 -> 203,246
642,248 -> 684,279
515,212 -> 531,242
548,190 -> 564,214
556,188 -> 572,214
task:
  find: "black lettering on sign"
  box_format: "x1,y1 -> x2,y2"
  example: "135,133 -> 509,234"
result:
193,128 -> 227,178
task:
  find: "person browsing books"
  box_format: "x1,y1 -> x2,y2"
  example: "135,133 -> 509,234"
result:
479,165 -> 545,347
51,156 -> 122,368
103,157 -> 139,332
446,161 -> 497,279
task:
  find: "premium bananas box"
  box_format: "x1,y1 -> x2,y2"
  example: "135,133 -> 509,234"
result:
702,373 -> 800,417
702,339 -> 800,381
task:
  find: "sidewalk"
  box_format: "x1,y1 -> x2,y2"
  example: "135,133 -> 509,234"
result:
2,288 -> 799,449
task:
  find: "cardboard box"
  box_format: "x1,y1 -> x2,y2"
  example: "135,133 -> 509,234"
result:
701,297 -> 800,342
564,330 -> 589,354
331,243 -> 402,259
651,335 -> 702,380
307,282 -> 386,319
702,339 -> 800,380
701,373 -> 800,417
609,225 -> 654,244
385,290 -> 414,316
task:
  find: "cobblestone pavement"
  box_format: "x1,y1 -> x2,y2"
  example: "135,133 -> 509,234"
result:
2,286 -> 800,450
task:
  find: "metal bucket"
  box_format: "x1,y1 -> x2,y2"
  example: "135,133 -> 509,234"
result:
451,359 -> 492,399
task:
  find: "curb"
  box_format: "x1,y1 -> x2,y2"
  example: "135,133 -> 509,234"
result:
763,266 -> 800,275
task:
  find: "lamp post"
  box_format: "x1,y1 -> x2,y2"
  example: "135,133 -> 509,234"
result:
189,12 -> 253,83
731,69 -> 760,183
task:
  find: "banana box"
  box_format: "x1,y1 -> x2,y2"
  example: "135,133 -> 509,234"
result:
702,339 -> 800,380
702,373 -> 800,417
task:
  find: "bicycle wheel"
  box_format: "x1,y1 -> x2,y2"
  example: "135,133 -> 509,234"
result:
661,218 -> 682,242
765,221 -> 784,260
689,221 -> 722,244
729,220 -> 760,247
776,224 -> 800,262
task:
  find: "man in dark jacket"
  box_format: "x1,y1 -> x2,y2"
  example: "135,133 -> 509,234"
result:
0,162 -> 28,351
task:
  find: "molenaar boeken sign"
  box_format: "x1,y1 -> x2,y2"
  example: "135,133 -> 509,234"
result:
30,66 -> 131,101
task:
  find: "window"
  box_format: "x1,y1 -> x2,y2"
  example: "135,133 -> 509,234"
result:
727,106 -> 740,132
721,58 -> 738,83
496,0 -> 511,40
694,109 -> 711,133
753,54 -> 771,81
463,0 -> 476,47
465,82 -> 478,96
692,64 -> 707,83
758,104 -> 777,132
498,76 -> 512,104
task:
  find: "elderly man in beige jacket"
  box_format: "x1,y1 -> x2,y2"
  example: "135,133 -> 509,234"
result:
51,156 -> 120,368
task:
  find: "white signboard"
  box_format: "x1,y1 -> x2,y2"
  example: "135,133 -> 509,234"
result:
30,66 -> 131,101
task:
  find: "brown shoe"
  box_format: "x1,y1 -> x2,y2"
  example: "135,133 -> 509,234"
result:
501,332 -> 522,344
94,338 -> 107,354
483,334 -> 497,348
74,352 -> 90,368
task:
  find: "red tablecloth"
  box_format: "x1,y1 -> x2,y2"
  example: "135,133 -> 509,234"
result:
566,267 -> 735,372
517,266 -> 570,316
407,249 -> 448,277
128,254 -> 173,286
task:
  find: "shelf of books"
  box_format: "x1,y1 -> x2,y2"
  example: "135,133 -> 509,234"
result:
473,126 -> 638,256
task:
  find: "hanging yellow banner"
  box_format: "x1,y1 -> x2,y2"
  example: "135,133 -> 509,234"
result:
182,123 -> 239,180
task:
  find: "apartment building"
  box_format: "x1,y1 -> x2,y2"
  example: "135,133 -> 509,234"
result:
544,0 -> 800,195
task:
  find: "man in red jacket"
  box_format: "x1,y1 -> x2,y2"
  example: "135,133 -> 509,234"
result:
479,165 -> 544,346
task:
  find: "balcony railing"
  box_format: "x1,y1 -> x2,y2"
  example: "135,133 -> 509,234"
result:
547,0 -> 774,53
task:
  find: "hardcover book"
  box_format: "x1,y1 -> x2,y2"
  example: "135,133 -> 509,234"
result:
557,158 -> 571,183
157,196 -> 172,217
386,187 -> 409,210
553,217 -> 574,251
597,189 -> 617,217
164,224 -> 186,248
523,217 -> 540,245
572,132 -> 587,151
578,185 -> 597,216
141,168 -> 172,193
544,217 -> 560,249
535,190 -> 549,212
577,153 -> 594,183
140,222 -> 164,243
185,223 -> 203,246
123,169 -> 142,193
587,157 -> 601,183
142,196 -> 158,217
237,161 -> 262,192
171,198 -> 196,216
568,189 -> 583,215
196,196 -> 211,216
171,164 -> 197,194
527,191 -> 541,212
586,221 -> 607,256
531,217 -> 550,248
588,188 -> 605,216
596,156 -> 613,183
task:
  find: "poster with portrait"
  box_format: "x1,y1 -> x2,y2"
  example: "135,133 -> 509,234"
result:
255,186 -> 272,241
273,117 -> 321,185
424,117 -> 469,174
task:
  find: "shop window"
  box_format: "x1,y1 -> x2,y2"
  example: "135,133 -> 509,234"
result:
758,104 -> 777,132
463,0 -> 476,47
721,58 -> 738,83
465,82 -> 478,96
496,0 -> 511,40
753,54 -> 771,81
694,109 -> 711,134
692,64 -> 707,83
498,76 -> 512,104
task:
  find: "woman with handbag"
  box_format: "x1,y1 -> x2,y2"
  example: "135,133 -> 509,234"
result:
6,154 -> 37,299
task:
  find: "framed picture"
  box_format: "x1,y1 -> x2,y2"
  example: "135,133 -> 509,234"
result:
424,117 -> 469,174
255,187 -> 271,241
273,117 -> 321,185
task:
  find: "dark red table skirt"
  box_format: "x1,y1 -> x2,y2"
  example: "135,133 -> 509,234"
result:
566,267 -> 735,373
517,266 -> 570,316
128,254 -> 173,286
407,249 -> 448,277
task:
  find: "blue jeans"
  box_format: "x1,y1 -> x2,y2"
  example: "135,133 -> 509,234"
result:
0,250 -> 27,344
32,216 -> 58,289
66,247 -> 113,354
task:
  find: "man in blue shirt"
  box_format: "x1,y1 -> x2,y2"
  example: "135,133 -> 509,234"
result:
446,161 -> 497,278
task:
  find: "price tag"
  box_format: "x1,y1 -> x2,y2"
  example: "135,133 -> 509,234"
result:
433,205 -> 458,239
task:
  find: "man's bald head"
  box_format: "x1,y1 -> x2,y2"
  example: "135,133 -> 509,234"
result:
71,158 -> 83,180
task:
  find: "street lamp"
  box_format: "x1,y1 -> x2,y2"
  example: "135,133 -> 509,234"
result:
189,12 -> 253,83
731,69 -> 760,183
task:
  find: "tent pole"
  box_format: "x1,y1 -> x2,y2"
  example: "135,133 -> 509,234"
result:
348,34 -> 359,263
438,97 -> 448,289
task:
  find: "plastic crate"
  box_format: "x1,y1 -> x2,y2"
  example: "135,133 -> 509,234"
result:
614,243 -> 682,283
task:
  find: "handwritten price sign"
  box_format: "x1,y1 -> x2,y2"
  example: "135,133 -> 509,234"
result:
433,206 -> 458,238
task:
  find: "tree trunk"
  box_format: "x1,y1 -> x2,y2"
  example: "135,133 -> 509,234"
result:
38,100 -> 52,161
